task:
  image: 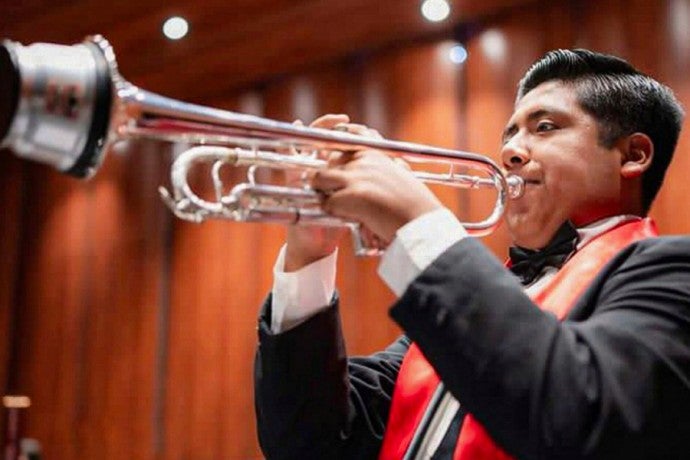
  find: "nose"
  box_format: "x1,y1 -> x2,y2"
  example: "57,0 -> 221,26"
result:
500,136 -> 530,169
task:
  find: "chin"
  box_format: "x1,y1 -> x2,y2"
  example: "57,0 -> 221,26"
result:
506,215 -> 533,246
506,213 -> 555,249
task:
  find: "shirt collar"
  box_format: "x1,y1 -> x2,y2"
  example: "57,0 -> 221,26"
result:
576,215 -> 641,250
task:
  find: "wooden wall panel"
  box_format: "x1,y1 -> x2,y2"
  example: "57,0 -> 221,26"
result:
75,143 -> 168,460
259,69 -> 380,356
658,0 -> 690,234
4,1 -> 690,459
0,156 -> 24,385
162,95 -> 265,458
2,0 -> 534,100
568,0 -> 690,234
164,216 -> 264,459
162,66 -> 365,459
11,166 -> 92,460
344,40 -> 466,354
0,154 -> 25,440
464,5 -> 548,259
6,142 -> 169,459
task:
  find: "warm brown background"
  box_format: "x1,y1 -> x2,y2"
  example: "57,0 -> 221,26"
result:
1,0 -> 689,458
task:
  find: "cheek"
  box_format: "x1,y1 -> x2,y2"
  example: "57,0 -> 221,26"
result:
545,164 -> 582,197
540,162 -> 596,217
545,156 -> 620,214
581,158 -> 621,198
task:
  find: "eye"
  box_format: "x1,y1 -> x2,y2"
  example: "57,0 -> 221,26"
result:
536,121 -> 558,132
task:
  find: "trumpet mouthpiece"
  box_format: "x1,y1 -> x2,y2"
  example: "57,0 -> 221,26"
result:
506,175 -> 524,199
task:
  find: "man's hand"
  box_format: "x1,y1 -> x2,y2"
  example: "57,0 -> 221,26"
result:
283,114 -> 354,272
312,150 -> 444,244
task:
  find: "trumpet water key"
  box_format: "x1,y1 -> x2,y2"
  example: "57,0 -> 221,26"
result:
0,36 -> 523,255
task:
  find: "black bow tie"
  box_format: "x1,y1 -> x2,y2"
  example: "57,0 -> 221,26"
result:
509,221 -> 579,285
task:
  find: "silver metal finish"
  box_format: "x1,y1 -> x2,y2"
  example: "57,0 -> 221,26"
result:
1,40 -> 100,172
0,36 -> 524,256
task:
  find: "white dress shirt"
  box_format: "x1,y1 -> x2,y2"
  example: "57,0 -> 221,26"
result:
271,208 -> 638,333
270,208 -> 465,333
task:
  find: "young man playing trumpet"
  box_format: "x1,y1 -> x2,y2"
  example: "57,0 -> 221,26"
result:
254,49 -> 690,459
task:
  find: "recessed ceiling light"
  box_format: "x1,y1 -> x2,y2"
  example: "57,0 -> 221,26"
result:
449,45 -> 468,64
480,30 -> 507,63
163,16 -> 189,40
421,0 -> 451,23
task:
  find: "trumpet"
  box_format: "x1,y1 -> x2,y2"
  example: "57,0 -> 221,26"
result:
0,36 -> 523,255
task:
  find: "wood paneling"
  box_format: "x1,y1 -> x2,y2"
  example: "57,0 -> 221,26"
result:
3,1 -> 690,458
0,155 -> 25,421
77,143 -> 168,459
11,166 -> 92,459
162,94 -> 267,458
344,40 -> 466,353
1,0 -> 534,102
657,0 -> 690,234
464,10 -> 544,258
4,142 -> 169,458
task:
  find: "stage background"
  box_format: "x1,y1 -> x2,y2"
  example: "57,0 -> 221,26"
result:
1,0 -> 689,458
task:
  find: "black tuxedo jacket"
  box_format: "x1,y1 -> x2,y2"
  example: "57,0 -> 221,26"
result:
255,236 -> 690,459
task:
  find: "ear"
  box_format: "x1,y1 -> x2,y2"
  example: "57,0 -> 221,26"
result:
619,133 -> 654,179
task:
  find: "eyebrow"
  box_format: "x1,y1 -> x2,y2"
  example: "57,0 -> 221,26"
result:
501,108 -> 563,144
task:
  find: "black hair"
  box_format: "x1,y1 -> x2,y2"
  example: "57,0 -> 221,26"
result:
517,49 -> 684,213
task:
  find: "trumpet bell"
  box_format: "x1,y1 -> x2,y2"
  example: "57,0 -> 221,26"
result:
0,37 -> 113,177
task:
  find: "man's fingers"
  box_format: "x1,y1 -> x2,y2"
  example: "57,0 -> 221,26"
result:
312,168 -> 350,195
334,123 -> 383,139
357,225 -> 389,252
393,157 -> 412,171
326,150 -> 356,168
310,114 -> 350,129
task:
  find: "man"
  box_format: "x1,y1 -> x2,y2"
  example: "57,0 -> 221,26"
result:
254,49 -> 690,459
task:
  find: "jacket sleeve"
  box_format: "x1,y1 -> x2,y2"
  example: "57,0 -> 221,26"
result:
390,236 -> 690,460
255,293 -> 410,460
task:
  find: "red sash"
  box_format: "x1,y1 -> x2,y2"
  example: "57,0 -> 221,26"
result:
378,218 -> 658,460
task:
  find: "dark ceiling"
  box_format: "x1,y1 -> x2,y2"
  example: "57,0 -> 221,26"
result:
2,0 -> 534,103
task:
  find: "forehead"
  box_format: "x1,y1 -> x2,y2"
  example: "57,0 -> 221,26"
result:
510,81 -> 584,121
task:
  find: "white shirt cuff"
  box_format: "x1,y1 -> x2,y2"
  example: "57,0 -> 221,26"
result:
378,208 -> 468,297
270,245 -> 338,333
